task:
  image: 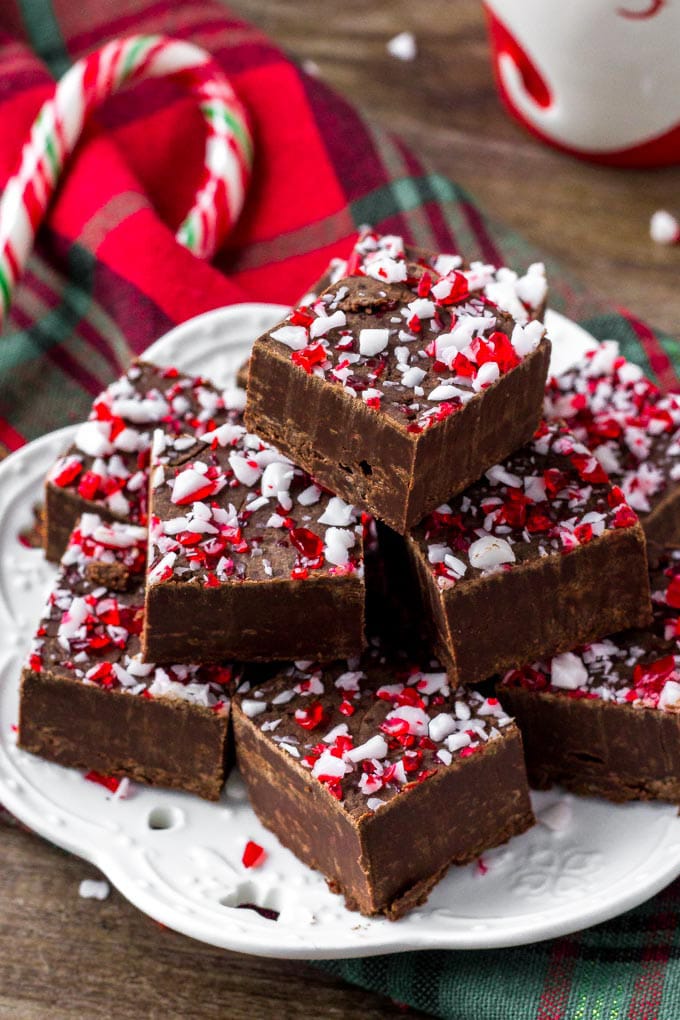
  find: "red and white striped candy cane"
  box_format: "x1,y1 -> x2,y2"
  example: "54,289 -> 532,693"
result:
0,34 -> 253,328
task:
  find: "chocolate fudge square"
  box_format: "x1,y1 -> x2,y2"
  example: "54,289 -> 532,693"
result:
499,548 -> 680,803
19,514 -> 234,800
233,655 -> 534,919
545,340 -> 680,557
142,421 -> 366,664
44,360 -> 245,561
406,420 -> 652,685
245,233 -> 551,533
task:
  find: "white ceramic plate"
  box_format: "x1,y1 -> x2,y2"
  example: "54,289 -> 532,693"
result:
2,304 -> 678,958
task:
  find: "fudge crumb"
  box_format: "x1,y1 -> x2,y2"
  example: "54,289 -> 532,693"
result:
18,503 -> 45,549
85,560 -> 131,591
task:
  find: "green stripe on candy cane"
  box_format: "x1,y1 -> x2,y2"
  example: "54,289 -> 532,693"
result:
0,33 -> 253,334
0,260 -> 13,318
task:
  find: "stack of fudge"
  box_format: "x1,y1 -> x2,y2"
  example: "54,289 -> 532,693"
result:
17,230 -> 680,922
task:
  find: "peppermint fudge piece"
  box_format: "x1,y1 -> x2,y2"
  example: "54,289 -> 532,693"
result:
44,360 -> 244,561
143,422 -> 366,664
19,514 -> 234,800
244,235 -> 551,533
406,420 -> 652,685
233,655 -> 534,919
238,230 -> 547,400
545,340 -> 680,556
499,549 -> 680,802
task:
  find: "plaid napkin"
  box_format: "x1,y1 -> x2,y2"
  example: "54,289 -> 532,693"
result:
2,1 -> 680,1016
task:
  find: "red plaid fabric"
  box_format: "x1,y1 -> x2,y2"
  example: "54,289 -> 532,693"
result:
1,0 -> 677,459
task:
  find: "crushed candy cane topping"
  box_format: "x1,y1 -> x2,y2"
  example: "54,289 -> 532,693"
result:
47,361 -> 245,526
503,549 -> 680,712
413,419 -> 639,589
148,416 -> 365,587
25,513 -> 234,709
236,655 -> 514,814
544,340 -> 680,521
261,230 -> 548,434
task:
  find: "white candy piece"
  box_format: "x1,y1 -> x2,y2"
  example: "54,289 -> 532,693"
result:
335,670 -> 365,691
468,535 -> 515,570
550,651 -> 588,690
516,263 -> 547,309
407,298 -> 435,320
650,209 -> 680,246
511,320 -> 545,358
446,731 -> 472,752
111,393 -> 169,424
297,483 -> 322,506
261,460 -> 294,498
79,879 -> 110,901
428,713 -> 458,743
433,253 -> 462,275
486,464 -> 522,488
472,361 -> 500,392
386,30 -> 417,61
271,325 -> 308,350
200,422 -> 246,448
401,366 -> 426,388
75,420 -> 114,458
312,750 -> 349,780
346,734 -> 389,762
94,522 -> 146,547
538,801 -> 572,833
363,257 -> 407,285
324,526 -> 355,566
584,340 -> 619,378
310,309 -> 346,339
428,383 -> 465,402
241,699 -> 267,718
659,679 -> 680,711
148,551 -> 176,584
228,453 -> 261,488
323,723 -> 350,744
385,704 -> 429,736
427,543 -> 449,565
318,496 -> 356,527
359,328 -> 390,356
171,467 -> 213,505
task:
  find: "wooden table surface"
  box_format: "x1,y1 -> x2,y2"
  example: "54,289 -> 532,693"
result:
3,2 -> 680,1017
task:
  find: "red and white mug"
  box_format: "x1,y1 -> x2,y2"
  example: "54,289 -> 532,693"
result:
484,0 -> 680,166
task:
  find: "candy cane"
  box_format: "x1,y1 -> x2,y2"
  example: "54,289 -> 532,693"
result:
0,34 -> 253,327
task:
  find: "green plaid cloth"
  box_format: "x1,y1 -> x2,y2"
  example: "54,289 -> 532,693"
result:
2,2 -> 680,1017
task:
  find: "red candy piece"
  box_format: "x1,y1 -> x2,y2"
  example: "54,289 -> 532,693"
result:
666,575 -> 680,609
242,840 -> 267,869
294,702 -> 327,730
289,527 -> 323,561
85,770 -> 121,793
173,480 -> 219,505
77,470 -> 102,500
289,307 -> 315,328
51,458 -> 82,487
292,343 -> 327,375
613,504 -> 638,529
88,662 -> 116,687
